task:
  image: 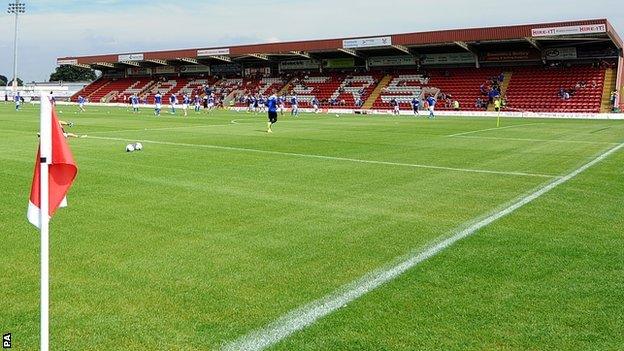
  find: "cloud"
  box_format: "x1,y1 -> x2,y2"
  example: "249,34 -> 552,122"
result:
0,0 -> 621,82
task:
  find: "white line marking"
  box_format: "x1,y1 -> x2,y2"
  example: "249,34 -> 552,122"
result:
447,123 -> 542,137
87,124 -> 230,134
221,141 -> 624,351
86,135 -> 556,178
452,135 -> 618,145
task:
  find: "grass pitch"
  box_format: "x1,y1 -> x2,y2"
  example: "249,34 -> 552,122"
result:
1,103 -> 623,350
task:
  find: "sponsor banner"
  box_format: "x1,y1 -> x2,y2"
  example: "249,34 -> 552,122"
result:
102,70 -> 125,78
543,47 -> 577,60
118,53 -> 144,62
127,67 -> 152,76
482,50 -> 541,62
197,48 -> 230,57
279,60 -> 320,70
57,59 -> 78,66
244,67 -> 271,76
577,46 -> 619,59
532,24 -> 607,37
152,66 -> 176,74
324,58 -> 355,69
420,52 -> 475,65
343,36 -> 392,49
211,63 -> 242,75
368,56 -> 418,67
179,65 -> 211,74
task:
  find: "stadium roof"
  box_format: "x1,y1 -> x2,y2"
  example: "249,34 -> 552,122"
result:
58,19 -> 622,70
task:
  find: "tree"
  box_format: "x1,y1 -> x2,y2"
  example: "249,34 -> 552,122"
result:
7,78 -> 23,86
0,75 -> 7,86
49,65 -> 96,82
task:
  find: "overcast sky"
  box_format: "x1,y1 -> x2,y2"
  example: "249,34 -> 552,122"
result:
0,0 -> 622,82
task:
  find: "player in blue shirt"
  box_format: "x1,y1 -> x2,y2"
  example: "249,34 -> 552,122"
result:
277,95 -> 285,116
182,94 -> 190,116
14,93 -> 21,111
312,97 -> 320,114
253,95 -> 260,113
154,92 -> 163,116
169,93 -> 178,114
131,94 -> 140,113
290,94 -> 299,117
194,95 -> 201,113
411,97 -> 420,116
258,95 -> 266,113
426,95 -> 437,119
77,95 -> 86,112
390,98 -> 399,116
207,95 -> 215,113
265,93 -> 279,133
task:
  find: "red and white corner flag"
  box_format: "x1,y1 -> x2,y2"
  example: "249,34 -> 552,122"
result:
27,93 -> 78,351
27,95 -> 78,228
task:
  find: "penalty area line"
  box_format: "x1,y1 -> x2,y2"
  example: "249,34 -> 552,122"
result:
452,135 -> 619,145
221,141 -> 624,351
86,124 -> 232,134
447,122 -> 542,137
86,135 -> 557,178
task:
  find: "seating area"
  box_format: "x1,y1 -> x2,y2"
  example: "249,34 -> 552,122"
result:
72,64 -> 610,113
372,68 -> 503,111
505,65 -> 605,113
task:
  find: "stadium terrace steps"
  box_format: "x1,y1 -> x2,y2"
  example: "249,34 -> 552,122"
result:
138,80 -> 158,99
487,71 -> 512,112
71,78 -> 111,102
362,74 -> 392,109
600,68 -> 616,113
277,77 -> 296,96
505,65 -> 605,113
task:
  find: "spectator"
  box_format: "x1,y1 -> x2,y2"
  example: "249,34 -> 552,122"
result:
453,100 -> 460,111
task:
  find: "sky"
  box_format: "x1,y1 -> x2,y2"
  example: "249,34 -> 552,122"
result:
0,0 -> 622,82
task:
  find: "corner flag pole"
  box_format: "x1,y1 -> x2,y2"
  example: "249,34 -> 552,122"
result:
39,93 -> 52,351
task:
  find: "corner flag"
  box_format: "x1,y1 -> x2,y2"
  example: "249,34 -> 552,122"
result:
27,95 -> 78,228
27,93 -> 78,351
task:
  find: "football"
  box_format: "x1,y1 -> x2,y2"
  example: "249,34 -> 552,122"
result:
134,142 -> 143,151
126,144 -> 135,152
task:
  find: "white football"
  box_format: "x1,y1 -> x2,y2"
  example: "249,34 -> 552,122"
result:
126,144 -> 135,152
134,142 -> 143,151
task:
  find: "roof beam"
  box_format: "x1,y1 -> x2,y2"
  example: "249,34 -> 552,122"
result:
525,37 -> 542,50
290,51 -> 310,58
145,59 -> 168,65
391,45 -> 411,55
69,63 -> 93,69
454,41 -> 476,54
177,57 -> 198,64
119,61 -> 141,67
337,48 -> 359,57
247,53 -> 269,60
92,62 -> 115,68
210,55 -> 231,62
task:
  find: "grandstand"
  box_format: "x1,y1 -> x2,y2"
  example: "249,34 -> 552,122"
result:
59,19 -> 623,114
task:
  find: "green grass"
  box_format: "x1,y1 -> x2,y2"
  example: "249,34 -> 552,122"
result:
0,103 -> 622,350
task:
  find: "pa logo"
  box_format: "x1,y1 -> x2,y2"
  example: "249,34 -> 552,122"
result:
2,333 -> 10,349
